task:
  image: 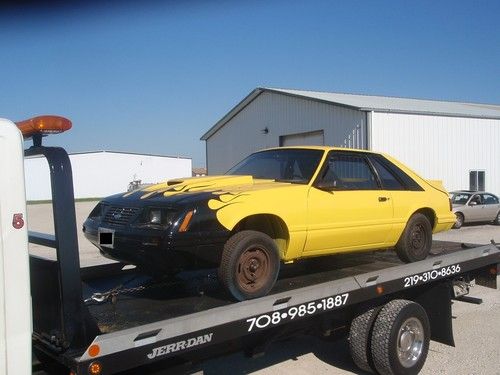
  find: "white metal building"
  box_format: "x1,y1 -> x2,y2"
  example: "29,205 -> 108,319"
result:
201,88 -> 500,193
25,151 -> 192,201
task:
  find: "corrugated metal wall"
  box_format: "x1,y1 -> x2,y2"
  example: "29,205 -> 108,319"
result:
206,92 -> 366,174
371,112 -> 500,193
24,152 -> 192,201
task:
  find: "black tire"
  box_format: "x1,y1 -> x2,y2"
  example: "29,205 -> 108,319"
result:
395,213 -> 432,263
493,211 -> 500,226
453,212 -> 464,229
348,306 -> 382,373
371,300 -> 430,375
218,230 -> 280,301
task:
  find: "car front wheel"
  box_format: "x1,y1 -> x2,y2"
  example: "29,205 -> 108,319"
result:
219,230 -> 280,301
395,213 -> 432,263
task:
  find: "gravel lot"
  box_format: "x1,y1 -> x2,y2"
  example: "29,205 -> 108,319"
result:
27,201 -> 500,375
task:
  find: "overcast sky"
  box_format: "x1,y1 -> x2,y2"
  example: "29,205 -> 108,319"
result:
1,0 -> 499,167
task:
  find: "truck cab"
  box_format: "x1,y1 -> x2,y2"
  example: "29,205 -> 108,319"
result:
0,118 -> 32,375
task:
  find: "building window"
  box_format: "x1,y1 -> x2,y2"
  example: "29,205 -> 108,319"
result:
469,170 -> 485,191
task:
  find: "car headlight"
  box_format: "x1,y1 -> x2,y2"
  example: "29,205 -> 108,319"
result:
89,202 -> 108,219
137,208 -> 177,228
149,209 -> 162,224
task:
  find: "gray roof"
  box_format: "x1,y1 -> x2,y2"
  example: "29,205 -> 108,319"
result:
201,87 -> 500,140
26,150 -> 191,160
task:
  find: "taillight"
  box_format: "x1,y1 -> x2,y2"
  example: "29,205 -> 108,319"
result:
449,198 -> 453,211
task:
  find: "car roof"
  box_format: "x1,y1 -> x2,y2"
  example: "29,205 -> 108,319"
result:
451,190 -> 496,195
260,145 -> 380,154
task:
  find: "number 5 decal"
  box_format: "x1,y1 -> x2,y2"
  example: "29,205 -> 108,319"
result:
12,213 -> 24,229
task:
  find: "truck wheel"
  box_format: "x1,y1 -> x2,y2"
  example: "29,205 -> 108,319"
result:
219,230 -> 280,301
395,213 -> 432,263
348,306 -> 382,373
453,212 -> 464,229
371,300 -> 430,375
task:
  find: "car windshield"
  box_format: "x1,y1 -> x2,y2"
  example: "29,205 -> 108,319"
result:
451,192 -> 471,205
226,149 -> 324,184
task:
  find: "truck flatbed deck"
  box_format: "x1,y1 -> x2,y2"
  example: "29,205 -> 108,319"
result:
43,239 -> 493,375
82,240 -> 477,333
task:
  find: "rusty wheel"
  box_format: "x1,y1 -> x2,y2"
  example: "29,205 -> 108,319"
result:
219,230 -> 280,301
396,213 -> 432,263
236,245 -> 271,293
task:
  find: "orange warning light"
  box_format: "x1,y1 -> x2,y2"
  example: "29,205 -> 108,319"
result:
88,344 -> 100,357
15,115 -> 71,140
88,361 -> 102,375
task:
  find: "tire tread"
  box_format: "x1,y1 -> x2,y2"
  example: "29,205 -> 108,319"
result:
348,306 -> 381,373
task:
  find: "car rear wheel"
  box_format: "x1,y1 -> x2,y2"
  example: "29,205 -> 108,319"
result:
453,212 -> 464,229
219,230 -> 280,301
395,213 -> 432,263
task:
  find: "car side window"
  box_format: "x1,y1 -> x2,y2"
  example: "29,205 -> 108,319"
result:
369,157 -> 405,190
369,155 -> 423,191
481,194 -> 499,205
319,153 -> 379,190
470,195 -> 482,205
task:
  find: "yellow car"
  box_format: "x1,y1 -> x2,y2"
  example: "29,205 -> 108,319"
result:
83,147 -> 456,301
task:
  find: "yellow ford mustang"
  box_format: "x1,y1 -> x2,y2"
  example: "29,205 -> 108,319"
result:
83,147 -> 456,301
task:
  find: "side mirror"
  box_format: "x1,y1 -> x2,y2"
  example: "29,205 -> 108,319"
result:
315,181 -> 337,191
469,201 -> 477,206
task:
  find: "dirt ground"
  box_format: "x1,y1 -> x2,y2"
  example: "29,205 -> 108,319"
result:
27,201 -> 500,375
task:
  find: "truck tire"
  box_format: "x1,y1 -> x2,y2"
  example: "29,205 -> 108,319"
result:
348,306 -> 382,373
370,299 -> 430,375
219,230 -> 280,301
395,213 -> 432,263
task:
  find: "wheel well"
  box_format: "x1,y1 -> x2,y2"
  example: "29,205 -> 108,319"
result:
413,208 -> 436,229
233,214 -> 289,256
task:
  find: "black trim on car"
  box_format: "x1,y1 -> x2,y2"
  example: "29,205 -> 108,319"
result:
368,154 -> 424,191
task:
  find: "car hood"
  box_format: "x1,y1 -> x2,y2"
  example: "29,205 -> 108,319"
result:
117,175 -> 302,203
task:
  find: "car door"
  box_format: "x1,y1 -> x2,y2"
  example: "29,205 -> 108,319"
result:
465,194 -> 484,222
304,151 -> 393,255
481,193 -> 500,220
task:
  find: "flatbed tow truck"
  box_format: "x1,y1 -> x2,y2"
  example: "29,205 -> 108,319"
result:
1,117 -> 499,375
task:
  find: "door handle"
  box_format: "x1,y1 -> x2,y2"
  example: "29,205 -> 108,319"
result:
378,197 -> 389,202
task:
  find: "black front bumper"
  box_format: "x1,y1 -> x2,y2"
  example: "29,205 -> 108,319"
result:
83,219 -> 194,273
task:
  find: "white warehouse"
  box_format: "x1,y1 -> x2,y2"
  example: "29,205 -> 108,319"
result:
25,151 -> 192,201
201,88 -> 500,194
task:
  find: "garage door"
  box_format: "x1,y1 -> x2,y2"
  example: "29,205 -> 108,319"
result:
279,130 -> 324,147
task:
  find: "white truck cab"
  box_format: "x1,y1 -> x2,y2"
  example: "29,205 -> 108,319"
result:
0,118 -> 32,374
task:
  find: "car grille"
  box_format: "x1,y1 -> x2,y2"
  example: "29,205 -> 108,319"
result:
102,206 -> 140,226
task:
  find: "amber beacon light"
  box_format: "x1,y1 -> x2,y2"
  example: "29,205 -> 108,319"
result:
15,115 -> 72,146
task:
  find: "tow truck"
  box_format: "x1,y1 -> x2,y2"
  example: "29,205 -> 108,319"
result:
1,116 -> 499,375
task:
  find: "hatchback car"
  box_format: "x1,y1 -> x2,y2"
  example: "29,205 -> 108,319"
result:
450,191 -> 500,228
83,147 -> 456,300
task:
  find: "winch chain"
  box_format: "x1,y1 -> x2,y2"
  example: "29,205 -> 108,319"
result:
84,279 -> 175,305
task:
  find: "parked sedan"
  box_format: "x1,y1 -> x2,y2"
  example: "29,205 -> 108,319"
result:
451,191 -> 500,228
83,147 -> 456,300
